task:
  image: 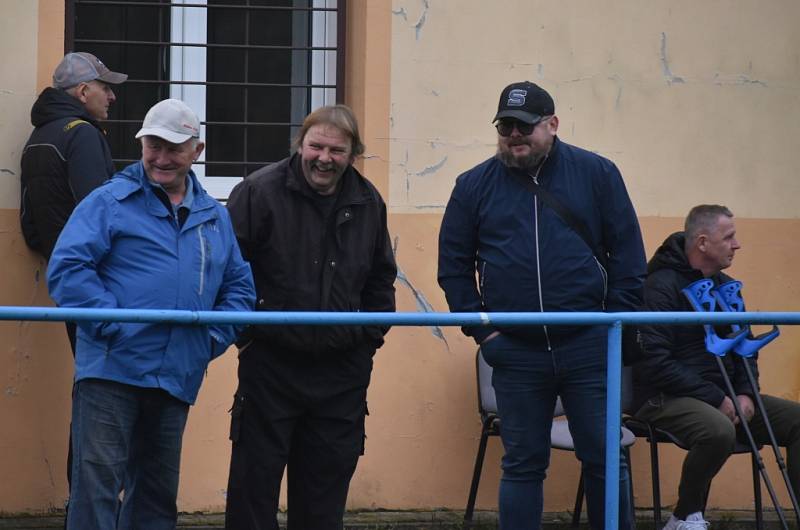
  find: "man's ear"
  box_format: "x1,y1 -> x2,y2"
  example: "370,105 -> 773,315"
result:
697,234 -> 707,252
194,141 -> 206,161
74,82 -> 90,103
548,115 -> 559,134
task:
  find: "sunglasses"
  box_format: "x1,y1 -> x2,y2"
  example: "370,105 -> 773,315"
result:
495,117 -> 549,137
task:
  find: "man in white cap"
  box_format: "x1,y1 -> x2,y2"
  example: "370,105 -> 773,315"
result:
46,98 -> 256,530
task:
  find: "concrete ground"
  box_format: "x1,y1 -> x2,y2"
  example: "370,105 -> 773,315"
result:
0,509 -> 795,529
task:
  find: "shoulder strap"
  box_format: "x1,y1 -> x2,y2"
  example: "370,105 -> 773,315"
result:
508,168 -> 607,267
63,119 -> 90,132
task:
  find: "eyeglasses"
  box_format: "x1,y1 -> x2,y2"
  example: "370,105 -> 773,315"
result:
495,117 -> 550,137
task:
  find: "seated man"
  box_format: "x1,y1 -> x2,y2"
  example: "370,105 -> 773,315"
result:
632,204 -> 800,530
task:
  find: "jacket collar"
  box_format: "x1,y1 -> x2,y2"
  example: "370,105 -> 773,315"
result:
31,87 -> 100,129
111,162 -> 217,228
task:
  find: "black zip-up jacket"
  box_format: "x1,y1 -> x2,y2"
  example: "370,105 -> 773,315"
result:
20,87 -> 114,259
226,154 -> 397,356
632,231 -> 758,413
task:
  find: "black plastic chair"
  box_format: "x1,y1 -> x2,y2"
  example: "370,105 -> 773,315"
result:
464,349 -> 636,527
624,416 -> 764,530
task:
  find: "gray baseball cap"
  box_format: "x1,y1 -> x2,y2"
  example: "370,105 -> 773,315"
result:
53,52 -> 128,89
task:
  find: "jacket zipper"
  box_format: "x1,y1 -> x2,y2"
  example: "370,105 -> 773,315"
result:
594,257 -> 608,310
530,158 -> 552,351
479,261 -> 487,306
197,224 -> 206,296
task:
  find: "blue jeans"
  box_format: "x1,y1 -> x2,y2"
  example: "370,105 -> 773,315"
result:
67,378 -> 189,530
480,327 -> 633,530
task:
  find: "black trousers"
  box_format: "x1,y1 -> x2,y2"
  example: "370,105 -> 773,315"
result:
225,341 -> 372,530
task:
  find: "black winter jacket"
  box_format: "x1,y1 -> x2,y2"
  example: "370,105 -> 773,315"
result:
20,87 -> 114,259
226,154 -> 397,357
632,231 -> 759,413
438,137 -> 646,346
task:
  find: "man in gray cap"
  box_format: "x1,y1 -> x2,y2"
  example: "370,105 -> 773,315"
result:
438,81 -> 646,530
20,51 -> 127,347
46,98 -> 255,530
18,51 -> 126,523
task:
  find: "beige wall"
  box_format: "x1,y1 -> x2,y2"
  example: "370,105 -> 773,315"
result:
2,0 -> 800,515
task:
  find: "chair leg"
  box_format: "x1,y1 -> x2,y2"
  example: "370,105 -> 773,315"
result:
464,428 -> 491,526
649,434 -> 662,530
572,470 -> 585,527
752,452 -> 764,530
626,446 -> 636,528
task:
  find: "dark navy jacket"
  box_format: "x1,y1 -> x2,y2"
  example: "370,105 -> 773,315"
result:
438,137 -> 646,346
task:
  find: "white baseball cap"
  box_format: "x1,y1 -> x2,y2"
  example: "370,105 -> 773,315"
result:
135,99 -> 201,144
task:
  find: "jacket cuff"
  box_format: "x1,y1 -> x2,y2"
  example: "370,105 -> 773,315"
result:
210,330 -> 229,359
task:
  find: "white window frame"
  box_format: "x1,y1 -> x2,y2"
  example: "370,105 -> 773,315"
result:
169,0 -> 338,199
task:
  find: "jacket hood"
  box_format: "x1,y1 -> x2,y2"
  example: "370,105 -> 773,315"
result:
647,231 -> 694,275
30,87 -> 97,128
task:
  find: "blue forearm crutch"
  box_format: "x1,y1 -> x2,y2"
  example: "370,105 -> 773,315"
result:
684,279 -> 789,530
713,280 -> 800,525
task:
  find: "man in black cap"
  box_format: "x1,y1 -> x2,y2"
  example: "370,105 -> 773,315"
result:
438,81 -> 646,529
18,51 -> 126,522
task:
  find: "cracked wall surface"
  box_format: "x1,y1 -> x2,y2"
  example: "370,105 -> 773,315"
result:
388,0 -> 800,218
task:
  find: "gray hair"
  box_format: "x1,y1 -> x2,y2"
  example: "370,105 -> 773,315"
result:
684,204 -> 734,243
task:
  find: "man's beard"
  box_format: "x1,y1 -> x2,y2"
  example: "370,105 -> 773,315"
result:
496,144 -> 546,171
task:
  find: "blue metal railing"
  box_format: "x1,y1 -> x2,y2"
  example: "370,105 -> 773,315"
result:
3,306 -> 800,528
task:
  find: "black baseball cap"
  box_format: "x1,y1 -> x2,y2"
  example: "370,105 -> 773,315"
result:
493,81 -> 555,124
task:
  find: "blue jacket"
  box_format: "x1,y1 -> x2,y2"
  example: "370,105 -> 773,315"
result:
47,161 -> 256,404
438,137 -> 646,346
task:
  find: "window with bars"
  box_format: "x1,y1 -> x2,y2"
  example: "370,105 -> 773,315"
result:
66,0 -> 345,199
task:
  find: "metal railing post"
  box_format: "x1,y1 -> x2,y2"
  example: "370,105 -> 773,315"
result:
605,320 -> 622,529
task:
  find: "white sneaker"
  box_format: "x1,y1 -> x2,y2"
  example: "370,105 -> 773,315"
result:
662,514 -> 680,530
676,512 -> 710,530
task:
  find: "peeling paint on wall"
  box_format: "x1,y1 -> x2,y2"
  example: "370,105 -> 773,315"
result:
713,73 -> 768,87
392,236 -> 449,349
660,32 -> 685,85
414,156 -> 447,177
391,7 -> 408,20
414,0 -> 429,41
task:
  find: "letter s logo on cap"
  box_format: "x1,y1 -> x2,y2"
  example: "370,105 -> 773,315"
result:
507,89 -> 527,107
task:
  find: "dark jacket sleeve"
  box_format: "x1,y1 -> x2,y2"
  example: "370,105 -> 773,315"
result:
437,177 -> 498,344
66,123 -> 113,202
207,206 -> 257,358
360,195 -> 397,349
226,179 -> 259,263
599,163 -> 646,312
636,271 -> 727,407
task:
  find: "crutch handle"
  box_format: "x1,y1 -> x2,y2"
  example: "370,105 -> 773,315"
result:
682,279 -> 748,357
713,280 -> 781,358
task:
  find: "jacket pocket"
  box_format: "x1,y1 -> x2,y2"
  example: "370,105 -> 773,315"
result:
592,256 -> 608,309
478,260 -> 488,307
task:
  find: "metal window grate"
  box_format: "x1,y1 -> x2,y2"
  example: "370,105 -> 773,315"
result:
65,0 -> 346,199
